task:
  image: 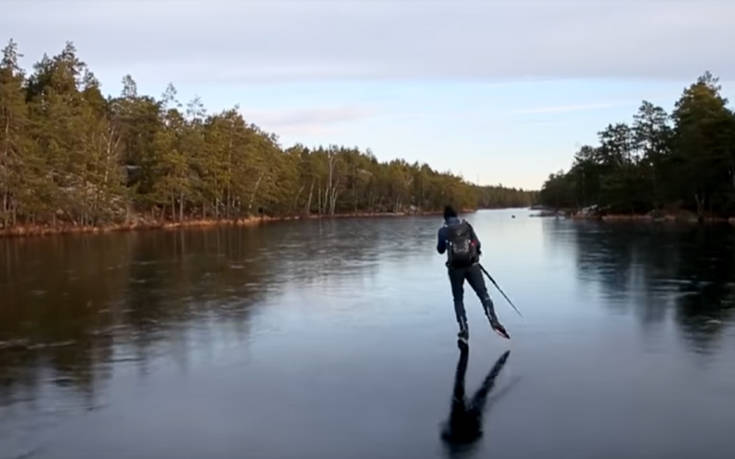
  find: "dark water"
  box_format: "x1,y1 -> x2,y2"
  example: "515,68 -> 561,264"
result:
1,209 -> 734,459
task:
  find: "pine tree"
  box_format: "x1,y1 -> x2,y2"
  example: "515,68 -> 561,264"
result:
0,39 -> 28,227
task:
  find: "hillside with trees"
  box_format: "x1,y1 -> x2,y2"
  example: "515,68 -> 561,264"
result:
539,72 -> 735,220
0,40 -> 535,232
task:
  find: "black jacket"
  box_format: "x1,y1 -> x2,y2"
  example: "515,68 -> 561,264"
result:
437,217 -> 481,255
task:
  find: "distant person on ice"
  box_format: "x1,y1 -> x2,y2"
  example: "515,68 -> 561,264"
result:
437,206 -> 509,341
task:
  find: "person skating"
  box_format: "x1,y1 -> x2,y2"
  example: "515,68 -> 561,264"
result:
437,206 -> 510,341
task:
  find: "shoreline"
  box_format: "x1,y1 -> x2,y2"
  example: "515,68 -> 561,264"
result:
0,210 -> 464,239
597,214 -> 731,224
533,209 -> 735,225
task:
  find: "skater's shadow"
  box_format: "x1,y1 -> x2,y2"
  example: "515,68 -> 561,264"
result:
440,343 -> 516,457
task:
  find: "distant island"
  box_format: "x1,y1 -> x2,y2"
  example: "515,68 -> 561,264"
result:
538,72 -> 735,223
0,40 -> 535,236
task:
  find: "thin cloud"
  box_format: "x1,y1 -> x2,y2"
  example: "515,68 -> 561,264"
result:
512,102 -> 631,115
244,105 -> 377,137
245,106 -> 375,127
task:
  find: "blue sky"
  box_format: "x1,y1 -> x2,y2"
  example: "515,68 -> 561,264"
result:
4,0 -> 734,189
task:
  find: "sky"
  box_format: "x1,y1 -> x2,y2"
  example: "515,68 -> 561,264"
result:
3,0 -> 735,189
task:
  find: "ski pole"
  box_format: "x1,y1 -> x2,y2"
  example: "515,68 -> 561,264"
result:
478,264 -> 523,318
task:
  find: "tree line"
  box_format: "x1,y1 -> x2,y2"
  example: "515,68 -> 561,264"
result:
539,72 -> 735,219
0,40 -> 535,230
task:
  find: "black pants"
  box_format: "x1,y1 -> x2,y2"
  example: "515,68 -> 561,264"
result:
448,264 -> 496,325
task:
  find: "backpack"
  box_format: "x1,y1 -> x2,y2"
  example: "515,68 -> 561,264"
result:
447,220 -> 478,268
